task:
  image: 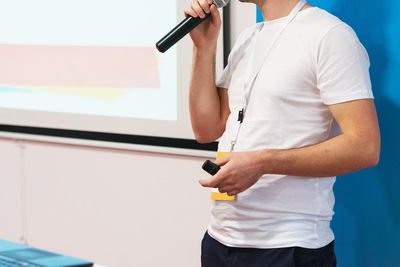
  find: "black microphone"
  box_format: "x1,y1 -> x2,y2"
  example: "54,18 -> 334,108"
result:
156,0 -> 229,53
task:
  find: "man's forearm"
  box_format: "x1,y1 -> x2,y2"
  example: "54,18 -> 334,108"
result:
257,133 -> 380,177
201,100 -> 380,194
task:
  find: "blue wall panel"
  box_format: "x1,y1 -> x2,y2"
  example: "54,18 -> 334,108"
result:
257,1 -> 400,266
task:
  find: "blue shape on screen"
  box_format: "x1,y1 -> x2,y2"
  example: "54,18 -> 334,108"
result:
0,86 -> 36,93
257,1 -> 400,266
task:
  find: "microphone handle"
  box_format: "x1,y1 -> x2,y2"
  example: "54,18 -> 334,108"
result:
156,13 -> 211,53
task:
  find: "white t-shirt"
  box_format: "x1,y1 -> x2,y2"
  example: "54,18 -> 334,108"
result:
209,7 -> 374,249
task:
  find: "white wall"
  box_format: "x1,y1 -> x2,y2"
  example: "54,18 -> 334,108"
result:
0,137 -> 212,267
229,1 -> 257,49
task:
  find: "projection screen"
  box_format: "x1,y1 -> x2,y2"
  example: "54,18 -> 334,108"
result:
0,0 -> 224,154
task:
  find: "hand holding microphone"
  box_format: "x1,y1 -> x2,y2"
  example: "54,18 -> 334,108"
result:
156,0 -> 229,53
184,0 -> 222,49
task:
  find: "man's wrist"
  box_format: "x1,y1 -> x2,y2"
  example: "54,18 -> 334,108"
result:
254,149 -> 277,175
193,43 -> 217,55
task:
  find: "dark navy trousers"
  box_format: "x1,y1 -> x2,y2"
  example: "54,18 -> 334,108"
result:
201,232 -> 336,267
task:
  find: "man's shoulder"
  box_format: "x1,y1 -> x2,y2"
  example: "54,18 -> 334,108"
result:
307,7 -> 343,25
235,8 -> 351,43
301,7 -> 350,39
235,23 -> 262,45
227,23 -> 262,60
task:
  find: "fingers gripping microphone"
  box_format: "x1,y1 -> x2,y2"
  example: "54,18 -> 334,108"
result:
156,0 -> 229,53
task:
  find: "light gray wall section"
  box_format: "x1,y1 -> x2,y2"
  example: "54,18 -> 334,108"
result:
0,138 -> 211,267
229,1 -> 256,50
0,138 -> 23,242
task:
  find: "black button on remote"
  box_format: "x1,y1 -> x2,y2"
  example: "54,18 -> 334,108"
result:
202,160 -> 221,176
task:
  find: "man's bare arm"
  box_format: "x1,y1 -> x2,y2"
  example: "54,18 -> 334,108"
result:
258,99 -> 381,177
185,0 -> 230,143
200,99 -> 381,195
189,48 -> 230,143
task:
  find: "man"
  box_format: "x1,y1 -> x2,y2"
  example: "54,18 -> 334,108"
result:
186,0 -> 381,266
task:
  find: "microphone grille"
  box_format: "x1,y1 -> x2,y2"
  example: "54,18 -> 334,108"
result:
213,0 -> 230,8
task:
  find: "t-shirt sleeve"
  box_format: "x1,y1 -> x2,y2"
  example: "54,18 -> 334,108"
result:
216,59 -> 232,89
317,24 -> 374,105
216,26 -> 252,89
216,45 -> 239,89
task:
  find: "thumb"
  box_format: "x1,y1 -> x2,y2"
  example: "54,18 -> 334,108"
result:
209,4 -> 221,26
215,153 -> 231,167
199,178 -> 208,187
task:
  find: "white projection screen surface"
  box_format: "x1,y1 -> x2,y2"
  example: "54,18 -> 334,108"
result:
0,0 -> 224,152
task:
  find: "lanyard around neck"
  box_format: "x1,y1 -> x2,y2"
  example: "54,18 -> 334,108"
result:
230,0 -> 307,152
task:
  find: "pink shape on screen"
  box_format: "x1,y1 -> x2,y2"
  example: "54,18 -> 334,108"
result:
0,44 -> 160,88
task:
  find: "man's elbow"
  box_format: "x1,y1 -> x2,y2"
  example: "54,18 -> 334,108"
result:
193,129 -> 218,144
192,125 -> 224,144
367,150 -> 380,168
194,134 -> 216,144
363,142 -> 381,168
